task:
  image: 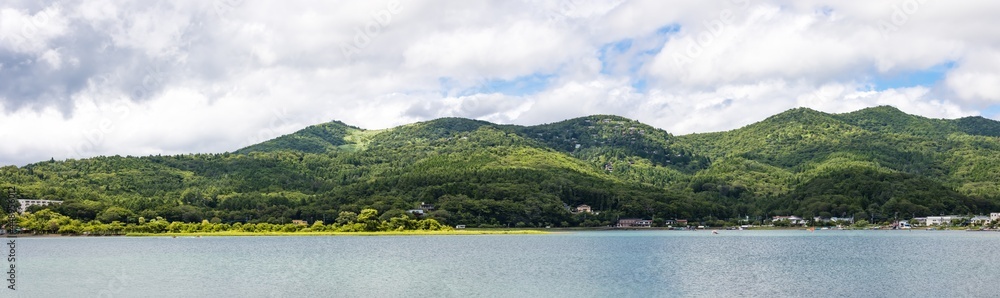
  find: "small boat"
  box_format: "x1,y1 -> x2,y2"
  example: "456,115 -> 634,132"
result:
712,230 -> 719,234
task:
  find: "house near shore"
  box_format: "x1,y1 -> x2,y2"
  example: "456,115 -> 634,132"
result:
772,216 -> 806,225
926,215 -> 962,226
616,218 -> 652,228
831,216 -> 853,223
813,216 -> 854,224
921,214 -> 997,226
17,199 -> 63,213
291,220 -> 308,226
406,202 -> 435,217
970,215 -> 992,225
573,204 -> 592,213
891,221 -> 912,229
420,202 -> 435,211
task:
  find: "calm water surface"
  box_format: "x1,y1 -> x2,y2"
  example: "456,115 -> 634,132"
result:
10,230 -> 1000,297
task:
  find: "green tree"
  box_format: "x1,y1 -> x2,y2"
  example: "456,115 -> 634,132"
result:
357,209 -> 380,231
57,220 -> 83,234
97,207 -> 135,224
310,220 -> 326,231
336,211 -> 357,225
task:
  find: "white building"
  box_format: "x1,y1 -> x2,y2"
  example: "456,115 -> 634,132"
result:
926,215 -> 966,226
991,213 -> 1000,222
772,216 -> 806,225
830,217 -> 853,223
17,199 -> 63,213
970,215 -> 992,226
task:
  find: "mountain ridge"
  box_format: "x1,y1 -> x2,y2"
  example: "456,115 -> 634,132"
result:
237,106 -> 998,156
4,106 -> 1000,228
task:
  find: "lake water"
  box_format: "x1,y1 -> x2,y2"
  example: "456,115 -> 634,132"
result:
8,230 -> 1000,297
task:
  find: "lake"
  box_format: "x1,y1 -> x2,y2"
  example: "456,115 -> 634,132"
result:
9,230 -> 1000,297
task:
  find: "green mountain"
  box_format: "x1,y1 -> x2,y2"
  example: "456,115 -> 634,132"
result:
234,120 -> 361,154
678,106 -> 1000,219
3,106 -> 999,227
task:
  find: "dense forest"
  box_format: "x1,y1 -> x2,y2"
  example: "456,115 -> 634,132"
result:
3,106 -> 1000,229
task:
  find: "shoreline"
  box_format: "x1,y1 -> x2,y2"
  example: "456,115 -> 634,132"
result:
7,227 -> 992,238
125,229 -> 551,237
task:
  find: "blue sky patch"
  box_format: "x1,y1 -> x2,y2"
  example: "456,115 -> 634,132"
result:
871,62 -> 954,90
596,24 -> 679,93
982,104 -> 1000,118
599,24 -> 679,75
599,39 -> 634,75
656,24 -> 681,36
443,73 -> 555,97
631,78 -> 648,92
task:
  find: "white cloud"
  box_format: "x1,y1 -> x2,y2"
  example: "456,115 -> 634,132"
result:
945,50 -> 1000,105
0,4 -> 69,54
402,20 -> 579,79
2,0 -> 1000,166
39,48 -> 61,69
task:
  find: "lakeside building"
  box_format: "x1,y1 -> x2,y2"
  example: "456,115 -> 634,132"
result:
970,215 -> 992,225
926,215 -> 964,226
926,215 -> 995,226
17,199 -> 63,213
616,218 -> 652,228
813,217 -> 853,224
772,216 -> 806,225
291,220 -> 308,226
419,202 -> 435,211
919,215 -> 996,226
573,204 -> 592,213
830,216 -> 853,223
405,202 -> 436,217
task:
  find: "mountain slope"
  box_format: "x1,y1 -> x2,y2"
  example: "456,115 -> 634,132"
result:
235,121 -> 361,154
954,116 -> 1000,137
3,106 -> 1000,227
676,106 -> 1000,218
507,115 -> 708,171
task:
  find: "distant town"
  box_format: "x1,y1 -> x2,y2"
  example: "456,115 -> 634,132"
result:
610,212 -> 1000,230
5,199 -> 999,235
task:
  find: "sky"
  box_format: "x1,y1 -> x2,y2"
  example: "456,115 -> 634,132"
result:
1,0 -> 1000,166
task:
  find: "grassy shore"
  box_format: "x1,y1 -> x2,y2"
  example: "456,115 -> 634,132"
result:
125,229 -> 549,237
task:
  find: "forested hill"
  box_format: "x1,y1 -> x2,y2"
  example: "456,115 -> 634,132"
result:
3,106 -> 1000,227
